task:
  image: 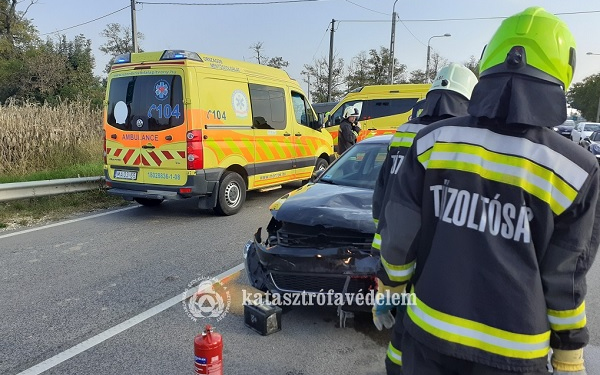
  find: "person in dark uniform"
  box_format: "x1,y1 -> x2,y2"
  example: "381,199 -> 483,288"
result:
337,106 -> 361,154
377,7 -> 598,375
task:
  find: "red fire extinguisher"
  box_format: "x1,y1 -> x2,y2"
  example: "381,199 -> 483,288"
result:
194,324 -> 223,375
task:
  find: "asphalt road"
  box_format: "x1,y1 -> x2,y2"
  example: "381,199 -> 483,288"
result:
2,187 -> 600,374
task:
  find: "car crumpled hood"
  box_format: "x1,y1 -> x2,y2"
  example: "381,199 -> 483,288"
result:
272,183 -> 376,233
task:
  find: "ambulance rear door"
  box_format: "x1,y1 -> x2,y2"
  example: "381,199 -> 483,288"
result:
105,69 -> 188,186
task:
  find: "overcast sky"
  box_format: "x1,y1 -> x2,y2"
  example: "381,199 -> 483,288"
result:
25,0 -> 600,99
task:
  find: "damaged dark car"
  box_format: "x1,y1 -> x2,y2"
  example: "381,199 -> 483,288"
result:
244,135 -> 391,312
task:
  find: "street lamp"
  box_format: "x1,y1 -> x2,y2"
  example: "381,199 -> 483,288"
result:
425,33 -> 451,83
586,52 -> 600,122
389,0 -> 399,84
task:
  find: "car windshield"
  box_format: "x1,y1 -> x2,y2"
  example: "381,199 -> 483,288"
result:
592,132 -> 600,141
319,142 -> 389,189
584,124 -> 600,132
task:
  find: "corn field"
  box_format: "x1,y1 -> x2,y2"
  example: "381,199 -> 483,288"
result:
0,101 -> 103,176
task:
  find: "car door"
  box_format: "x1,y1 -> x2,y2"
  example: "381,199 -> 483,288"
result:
291,91 -> 319,180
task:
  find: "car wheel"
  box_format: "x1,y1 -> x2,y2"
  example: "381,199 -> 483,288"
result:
214,171 -> 246,216
134,198 -> 163,206
245,244 -> 267,291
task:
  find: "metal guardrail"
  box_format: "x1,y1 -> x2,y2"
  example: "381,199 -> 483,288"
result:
0,176 -> 104,202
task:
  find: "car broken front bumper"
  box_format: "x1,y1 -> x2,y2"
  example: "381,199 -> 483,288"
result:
244,232 -> 379,310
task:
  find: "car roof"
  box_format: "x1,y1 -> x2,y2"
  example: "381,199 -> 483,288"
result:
358,134 -> 393,144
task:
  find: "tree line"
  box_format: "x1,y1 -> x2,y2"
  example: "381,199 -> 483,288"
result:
1,0 -> 598,119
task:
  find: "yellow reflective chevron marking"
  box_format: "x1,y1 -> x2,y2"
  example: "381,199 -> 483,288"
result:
257,139 -> 275,159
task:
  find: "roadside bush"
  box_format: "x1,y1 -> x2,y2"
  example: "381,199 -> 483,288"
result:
0,100 -> 103,176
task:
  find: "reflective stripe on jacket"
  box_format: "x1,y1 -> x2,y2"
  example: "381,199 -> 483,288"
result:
378,116 -> 600,372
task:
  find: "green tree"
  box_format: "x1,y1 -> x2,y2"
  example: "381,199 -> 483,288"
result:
248,42 -> 289,69
266,56 -> 289,69
0,0 -> 37,56
568,74 -> 600,121
426,51 -> 448,82
302,55 -> 345,103
407,69 -> 428,84
463,55 -> 480,78
345,46 -> 407,88
99,23 -> 143,73
346,51 -> 371,91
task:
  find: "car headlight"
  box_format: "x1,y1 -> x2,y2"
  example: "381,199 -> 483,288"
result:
592,144 -> 600,154
553,127 -> 559,131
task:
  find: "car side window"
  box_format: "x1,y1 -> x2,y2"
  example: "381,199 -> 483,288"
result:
249,83 -> 286,130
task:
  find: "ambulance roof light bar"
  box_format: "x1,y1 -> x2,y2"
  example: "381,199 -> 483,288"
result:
160,50 -> 203,62
113,53 -> 131,64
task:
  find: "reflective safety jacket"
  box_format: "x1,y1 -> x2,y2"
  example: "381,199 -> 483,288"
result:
378,116 -> 600,372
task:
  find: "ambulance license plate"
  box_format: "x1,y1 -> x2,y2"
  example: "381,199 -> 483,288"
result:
114,170 -> 137,180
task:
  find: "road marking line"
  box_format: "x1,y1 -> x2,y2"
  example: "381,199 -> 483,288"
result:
17,263 -> 245,375
0,206 -> 139,240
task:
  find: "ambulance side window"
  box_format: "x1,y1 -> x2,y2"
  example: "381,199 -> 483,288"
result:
291,91 -> 317,127
249,84 -> 286,130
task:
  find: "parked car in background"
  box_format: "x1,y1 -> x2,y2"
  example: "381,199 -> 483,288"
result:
581,131 -> 600,161
571,121 -> 600,145
244,135 -> 391,316
553,119 -> 575,138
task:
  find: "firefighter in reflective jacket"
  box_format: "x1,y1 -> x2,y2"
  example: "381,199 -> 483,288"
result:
371,63 -> 478,374
376,7 -> 599,375
338,106 -> 361,154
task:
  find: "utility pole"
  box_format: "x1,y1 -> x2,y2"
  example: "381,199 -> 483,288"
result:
389,0 -> 399,84
130,0 -> 139,53
307,74 -> 311,103
327,19 -> 335,102
596,95 -> 600,123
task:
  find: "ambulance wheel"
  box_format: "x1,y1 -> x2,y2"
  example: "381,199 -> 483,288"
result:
134,198 -> 163,206
314,158 -> 329,173
214,171 -> 246,216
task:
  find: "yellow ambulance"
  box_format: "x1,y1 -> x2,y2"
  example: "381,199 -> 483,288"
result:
103,50 -> 334,215
324,84 -> 430,152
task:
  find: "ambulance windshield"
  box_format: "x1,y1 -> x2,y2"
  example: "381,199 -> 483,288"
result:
107,74 -> 184,131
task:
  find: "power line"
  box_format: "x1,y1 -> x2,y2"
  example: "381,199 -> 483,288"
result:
137,0 -> 325,5
397,18 -> 425,46
343,0 -> 387,16
312,25 -> 330,60
40,6 -> 129,36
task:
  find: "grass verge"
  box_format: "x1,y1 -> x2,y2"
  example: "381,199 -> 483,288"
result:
0,188 -> 130,230
0,162 -> 104,183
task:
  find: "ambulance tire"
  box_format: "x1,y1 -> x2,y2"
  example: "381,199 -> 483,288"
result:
314,158 -> 329,173
214,171 -> 246,216
134,198 -> 164,207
